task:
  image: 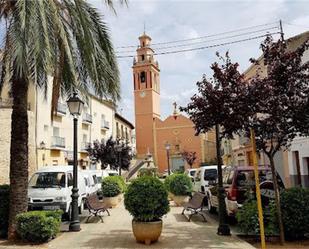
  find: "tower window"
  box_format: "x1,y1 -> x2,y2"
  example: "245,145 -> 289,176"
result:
141,55 -> 145,61
140,71 -> 146,83
142,42 -> 145,47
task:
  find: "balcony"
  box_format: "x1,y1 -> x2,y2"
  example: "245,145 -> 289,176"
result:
55,102 -> 67,116
101,120 -> 110,130
51,136 -> 65,149
80,142 -> 91,152
82,113 -> 92,124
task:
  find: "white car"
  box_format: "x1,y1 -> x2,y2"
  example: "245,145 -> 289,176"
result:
185,168 -> 197,182
193,165 -> 225,193
28,166 -> 87,219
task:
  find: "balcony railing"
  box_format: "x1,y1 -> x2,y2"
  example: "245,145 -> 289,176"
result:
82,113 -> 92,124
101,120 -> 110,130
51,136 -> 65,148
81,142 -> 91,151
56,102 -> 67,116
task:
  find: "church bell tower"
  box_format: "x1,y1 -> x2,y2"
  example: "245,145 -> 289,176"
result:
133,33 -> 160,158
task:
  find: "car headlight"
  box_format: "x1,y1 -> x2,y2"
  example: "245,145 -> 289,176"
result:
55,196 -> 67,202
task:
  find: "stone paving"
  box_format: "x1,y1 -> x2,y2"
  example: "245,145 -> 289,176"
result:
0,201 -> 255,249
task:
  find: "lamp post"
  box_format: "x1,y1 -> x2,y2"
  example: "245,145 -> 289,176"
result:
67,92 -> 84,232
165,142 -> 171,175
40,141 -> 46,167
215,124 -> 231,236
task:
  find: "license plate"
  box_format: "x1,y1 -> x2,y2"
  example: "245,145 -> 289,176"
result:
43,206 -> 60,210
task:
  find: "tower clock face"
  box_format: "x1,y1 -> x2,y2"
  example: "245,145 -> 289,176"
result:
139,91 -> 146,98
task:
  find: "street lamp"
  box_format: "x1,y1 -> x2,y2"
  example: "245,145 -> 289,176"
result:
40,141 -> 46,167
67,92 -> 84,232
165,142 -> 171,175
215,124 -> 231,236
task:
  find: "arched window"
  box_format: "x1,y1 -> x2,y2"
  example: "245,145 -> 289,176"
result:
140,71 -> 146,83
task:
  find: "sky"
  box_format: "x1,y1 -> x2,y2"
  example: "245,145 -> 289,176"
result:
90,0 -> 309,124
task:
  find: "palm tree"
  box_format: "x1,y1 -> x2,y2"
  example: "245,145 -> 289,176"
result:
0,0 -> 122,239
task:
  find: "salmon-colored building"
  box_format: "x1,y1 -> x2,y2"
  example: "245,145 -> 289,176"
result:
133,33 -> 216,172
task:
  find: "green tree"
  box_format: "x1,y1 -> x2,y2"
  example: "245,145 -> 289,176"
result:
0,0 -> 123,239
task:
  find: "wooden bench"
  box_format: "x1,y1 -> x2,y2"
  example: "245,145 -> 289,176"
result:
181,192 -> 207,222
85,193 -> 111,223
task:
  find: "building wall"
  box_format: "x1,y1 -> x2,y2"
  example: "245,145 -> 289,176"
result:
154,115 -> 216,173
0,109 -> 36,184
35,80 -> 115,170
0,75 -> 116,183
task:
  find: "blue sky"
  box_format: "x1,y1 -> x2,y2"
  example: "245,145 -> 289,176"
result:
92,0 -> 309,123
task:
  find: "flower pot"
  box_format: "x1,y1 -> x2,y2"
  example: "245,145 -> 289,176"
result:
103,195 -> 120,208
173,195 -> 189,206
132,220 -> 162,245
168,192 -> 174,201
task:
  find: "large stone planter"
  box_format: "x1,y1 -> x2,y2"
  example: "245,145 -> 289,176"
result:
132,220 -> 162,245
103,195 -> 120,208
173,195 -> 189,206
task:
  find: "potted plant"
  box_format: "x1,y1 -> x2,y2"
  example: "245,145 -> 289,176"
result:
102,178 -> 121,208
124,176 -> 170,245
169,173 -> 192,206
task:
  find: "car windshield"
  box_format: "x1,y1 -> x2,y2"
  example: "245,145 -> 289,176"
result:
189,171 -> 196,177
236,170 -> 274,187
204,169 -> 217,181
29,172 -> 66,188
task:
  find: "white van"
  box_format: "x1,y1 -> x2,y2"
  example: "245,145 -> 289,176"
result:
28,166 -> 87,219
91,170 -> 109,189
81,170 -> 100,195
193,165 -> 225,193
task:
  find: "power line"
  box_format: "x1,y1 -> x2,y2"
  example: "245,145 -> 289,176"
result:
116,32 -> 281,58
116,26 -> 279,53
115,21 -> 278,49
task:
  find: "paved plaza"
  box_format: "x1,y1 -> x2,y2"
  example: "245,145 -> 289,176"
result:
0,201 -> 255,249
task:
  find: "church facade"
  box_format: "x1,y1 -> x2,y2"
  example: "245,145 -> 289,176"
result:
133,33 -> 216,172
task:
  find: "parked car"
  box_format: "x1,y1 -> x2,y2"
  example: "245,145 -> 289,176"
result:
185,168 -> 197,182
206,165 -> 285,216
193,165 -> 225,193
28,166 -> 87,219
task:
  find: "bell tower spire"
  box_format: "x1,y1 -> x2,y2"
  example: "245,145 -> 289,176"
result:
133,33 -> 160,158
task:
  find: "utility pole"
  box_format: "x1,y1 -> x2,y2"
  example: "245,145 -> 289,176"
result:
279,20 -> 284,41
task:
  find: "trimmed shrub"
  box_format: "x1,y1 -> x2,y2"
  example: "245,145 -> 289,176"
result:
236,199 -> 278,236
103,176 -> 126,193
163,174 -> 174,192
0,185 -> 9,238
138,168 -> 157,177
169,173 -> 192,196
16,210 -> 62,243
102,178 -> 121,197
124,176 -> 170,222
281,187 -> 309,239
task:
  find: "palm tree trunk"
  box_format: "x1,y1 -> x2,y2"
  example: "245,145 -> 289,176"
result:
8,77 -> 29,240
269,155 -> 285,245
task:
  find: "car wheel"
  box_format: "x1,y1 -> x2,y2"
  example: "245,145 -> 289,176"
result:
208,198 -> 216,213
